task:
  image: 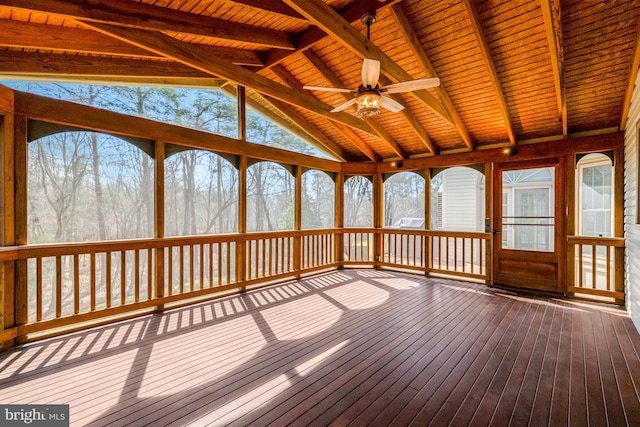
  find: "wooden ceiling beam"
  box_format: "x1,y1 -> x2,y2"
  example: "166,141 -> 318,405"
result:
620,16 -> 640,130
79,22 -> 383,142
270,62 -> 376,161
0,20 -> 265,66
13,90 -> 342,172
0,0 -> 296,50
282,0 -> 456,140
0,51 -> 223,83
302,49 -> 402,160
262,0 -> 403,71
540,0 -> 567,137
457,1 -> 515,145
0,19 -> 157,59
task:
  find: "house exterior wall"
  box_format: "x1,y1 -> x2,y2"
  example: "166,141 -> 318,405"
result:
624,71 -> 640,332
441,167 -> 482,232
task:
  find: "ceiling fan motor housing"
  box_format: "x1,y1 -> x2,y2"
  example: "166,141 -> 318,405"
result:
356,87 -> 382,117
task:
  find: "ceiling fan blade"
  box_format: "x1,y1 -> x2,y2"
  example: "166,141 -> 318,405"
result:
380,77 -> 440,94
303,85 -> 355,93
331,98 -> 357,113
380,96 -> 405,113
361,58 -> 381,88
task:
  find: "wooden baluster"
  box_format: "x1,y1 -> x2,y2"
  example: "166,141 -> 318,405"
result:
578,245 -> 583,288
106,252 -> 112,308
454,237 -> 458,271
147,249 -> 153,299
254,240 -> 259,280
168,247 -> 173,296
189,245 -> 195,292
217,243 -> 223,285
200,244 -> 205,290
209,243 -> 213,288
268,238 -> 273,276
226,242 -> 231,284
36,258 -> 42,321
470,238 -> 475,275
606,245 -> 612,291
314,234 -> 318,267
56,256 -> 62,317
478,239 -> 482,275
276,237 -> 280,274
120,251 -> 126,305
412,235 -> 417,266
74,254 -> 80,314
90,253 -> 96,311
592,245 -> 597,290
179,246 -> 185,294
134,250 -> 140,303
261,239 -> 266,277
247,241 -> 252,281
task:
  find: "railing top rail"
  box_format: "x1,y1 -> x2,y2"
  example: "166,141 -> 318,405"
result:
567,235 -> 625,246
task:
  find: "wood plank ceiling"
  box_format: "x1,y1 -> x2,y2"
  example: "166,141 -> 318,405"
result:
0,0 -> 638,162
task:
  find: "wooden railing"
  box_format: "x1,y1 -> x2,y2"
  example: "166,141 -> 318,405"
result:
567,236 -> 625,302
379,229 -> 489,280
343,229 -> 375,263
246,234 -> 293,281
3,228 -> 628,345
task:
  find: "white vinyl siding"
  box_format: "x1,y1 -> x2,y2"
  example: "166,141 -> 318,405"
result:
624,71 -> 640,332
440,167 -> 483,232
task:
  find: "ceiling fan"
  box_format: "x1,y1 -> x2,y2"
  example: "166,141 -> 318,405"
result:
303,13 -> 440,118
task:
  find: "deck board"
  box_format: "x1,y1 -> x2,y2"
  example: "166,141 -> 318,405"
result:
2,270 -> 640,426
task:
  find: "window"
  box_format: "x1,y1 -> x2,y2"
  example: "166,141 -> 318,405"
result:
302,170 -> 335,229
577,153 -> 613,237
384,172 -> 425,228
29,132 -> 153,243
344,176 -> 373,227
165,150 -> 238,236
247,162 -> 294,232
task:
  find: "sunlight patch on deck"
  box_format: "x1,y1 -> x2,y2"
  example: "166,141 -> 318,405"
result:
373,277 -> 423,290
138,315 -> 266,397
261,294 -> 342,340
324,280 -> 389,309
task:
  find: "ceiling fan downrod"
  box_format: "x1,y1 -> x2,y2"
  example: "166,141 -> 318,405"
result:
360,12 -> 377,41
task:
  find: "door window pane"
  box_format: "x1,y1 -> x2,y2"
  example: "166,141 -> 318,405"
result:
502,167 -> 554,252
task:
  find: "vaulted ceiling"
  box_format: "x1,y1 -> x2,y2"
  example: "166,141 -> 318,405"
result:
1,0 -> 639,162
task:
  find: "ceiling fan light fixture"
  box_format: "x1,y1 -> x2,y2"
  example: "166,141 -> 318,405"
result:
356,88 -> 382,117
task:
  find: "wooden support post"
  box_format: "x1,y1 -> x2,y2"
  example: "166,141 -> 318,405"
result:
13,115 -> 27,332
154,140 -> 165,310
373,172 -> 383,268
237,155 -> 247,288
334,171 -> 344,267
557,156 -> 567,294
237,85 -> 246,142
484,162 -> 493,285
424,169 -> 431,275
566,154 -> 576,293
294,165 -> 302,275
614,147 -> 624,297
0,91 -> 15,347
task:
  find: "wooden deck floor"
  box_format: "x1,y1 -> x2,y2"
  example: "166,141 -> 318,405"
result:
2,269 -> 640,426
